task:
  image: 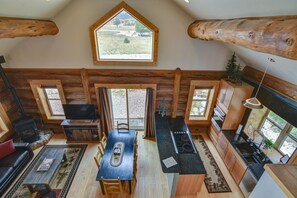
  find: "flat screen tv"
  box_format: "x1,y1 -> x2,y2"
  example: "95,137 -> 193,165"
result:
62,104 -> 97,120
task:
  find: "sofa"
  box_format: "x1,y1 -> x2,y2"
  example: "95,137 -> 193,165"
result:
0,142 -> 34,196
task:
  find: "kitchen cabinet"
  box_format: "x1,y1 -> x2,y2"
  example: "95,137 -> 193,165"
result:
216,132 -> 247,184
216,132 -> 228,158
217,79 -> 254,130
231,157 -> 247,184
224,144 -> 236,170
217,133 -> 247,184
209,123 -> 219,146
217,79 -> 234,112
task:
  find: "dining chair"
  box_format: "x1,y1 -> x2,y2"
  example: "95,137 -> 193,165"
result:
101,176 -> 123,198
94,146 -> 103,168
101,132 -> 107,148
98,143 -> 105,156
117,121 -> 129,132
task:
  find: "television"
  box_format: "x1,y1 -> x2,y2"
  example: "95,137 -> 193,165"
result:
62,104 -> 97,120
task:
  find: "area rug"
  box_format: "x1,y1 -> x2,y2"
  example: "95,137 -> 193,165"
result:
195,135 -> 231,193
5,144 -> 87,198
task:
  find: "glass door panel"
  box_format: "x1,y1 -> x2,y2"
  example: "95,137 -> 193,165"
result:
128,89 -> 146,130
110,89 -> 128,128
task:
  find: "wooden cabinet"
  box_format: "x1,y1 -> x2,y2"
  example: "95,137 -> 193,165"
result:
216,132 -> 228,158
217,79 -> 254,130
217,80 -> 234,112
216,133 -> 247,184
209,123 -> 219,146
224,144 -> 236,170
61,119 -> 101,143
231,157 -> 247,184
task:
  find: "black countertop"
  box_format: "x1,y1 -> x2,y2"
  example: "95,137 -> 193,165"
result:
155,114 -> 206,175
222,130 -> 270,180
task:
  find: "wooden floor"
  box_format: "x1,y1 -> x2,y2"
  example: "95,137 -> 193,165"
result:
4,132 -> 244,198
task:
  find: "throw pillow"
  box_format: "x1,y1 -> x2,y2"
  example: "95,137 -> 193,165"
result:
0,139 -> 16,159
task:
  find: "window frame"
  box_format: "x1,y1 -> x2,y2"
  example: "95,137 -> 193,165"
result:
189,88 -> 211,118
185,80 -> 220,125
94,83 -> 157,130
43,88 -> 64,116
29,80 -> 66,123
89,1 -> 159,66
260,110 -> 297,157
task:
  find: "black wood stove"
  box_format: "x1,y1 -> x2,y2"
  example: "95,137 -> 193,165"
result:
0,56 -> 39,143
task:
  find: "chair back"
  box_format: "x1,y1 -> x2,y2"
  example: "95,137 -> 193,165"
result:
101,176 -> 123,197
94,146 -> 103,168
101,132 -> 107,147
117,121 -> 129,132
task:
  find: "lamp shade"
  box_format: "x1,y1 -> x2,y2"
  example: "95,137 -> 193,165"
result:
242,97 -> 263,109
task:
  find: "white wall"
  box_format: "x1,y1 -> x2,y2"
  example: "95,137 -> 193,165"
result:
228,44 -> 297,85
6,0 -> 232,70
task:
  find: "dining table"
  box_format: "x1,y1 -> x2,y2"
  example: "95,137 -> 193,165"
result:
96,129 -> 136,194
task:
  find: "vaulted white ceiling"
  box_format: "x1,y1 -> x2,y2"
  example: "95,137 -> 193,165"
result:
0,0 -> 72,56
0,0 -> 297,85
173,0 -> 297,85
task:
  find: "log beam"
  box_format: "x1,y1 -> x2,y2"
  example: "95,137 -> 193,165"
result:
188,16 -> 297,60
0,17 -> 59,39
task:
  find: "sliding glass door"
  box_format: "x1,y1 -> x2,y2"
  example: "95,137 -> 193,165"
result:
110,89 -> 146,130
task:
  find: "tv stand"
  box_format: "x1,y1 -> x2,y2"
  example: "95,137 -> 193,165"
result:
61,119 -> 100,143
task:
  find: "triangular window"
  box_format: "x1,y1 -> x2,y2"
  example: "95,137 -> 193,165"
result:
89,2 -> 159,66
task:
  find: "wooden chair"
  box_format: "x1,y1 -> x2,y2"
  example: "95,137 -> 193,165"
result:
94,146 -> 103,168
101,176 -> 123,198
117,121 -> 129,132
101,132 -> 107,148
98,143 -> 105,155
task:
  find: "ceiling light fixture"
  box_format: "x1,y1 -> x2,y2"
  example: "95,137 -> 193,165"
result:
185,0 -> 190,3
242,58 -> 275,109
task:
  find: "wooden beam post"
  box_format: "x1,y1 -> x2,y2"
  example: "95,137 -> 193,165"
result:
0,17 -> 59,39
80,69 -> 91,104
188,16 -> 297,60
172,68 -> 181,118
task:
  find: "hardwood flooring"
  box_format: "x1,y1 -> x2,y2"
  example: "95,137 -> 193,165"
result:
4,132 -> 244,198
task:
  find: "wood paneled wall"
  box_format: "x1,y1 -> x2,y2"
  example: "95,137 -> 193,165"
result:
0,68 -> 224,135
1,66 -> 296,138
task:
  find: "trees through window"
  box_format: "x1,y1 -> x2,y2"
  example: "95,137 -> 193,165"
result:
260,110 -> 297,157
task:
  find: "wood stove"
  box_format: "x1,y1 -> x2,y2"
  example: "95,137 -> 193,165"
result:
0,56 -> 39,143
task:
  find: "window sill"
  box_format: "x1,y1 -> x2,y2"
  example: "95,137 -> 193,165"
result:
44,116 -> 65,124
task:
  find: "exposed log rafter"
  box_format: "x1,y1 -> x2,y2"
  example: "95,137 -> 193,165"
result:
0,17 -> 59,39
188,16 -> 297,60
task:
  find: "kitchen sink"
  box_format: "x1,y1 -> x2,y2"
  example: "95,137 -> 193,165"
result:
242,153 -> 262,164
233,141 -> 272,165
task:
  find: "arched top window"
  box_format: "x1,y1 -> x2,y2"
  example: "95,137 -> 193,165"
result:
89,2 -> 159,66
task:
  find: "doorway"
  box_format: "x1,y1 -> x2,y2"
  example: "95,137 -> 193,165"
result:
110,89 -> 146,130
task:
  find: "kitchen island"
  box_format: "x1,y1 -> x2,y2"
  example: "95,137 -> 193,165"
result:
155,113 -> 206,196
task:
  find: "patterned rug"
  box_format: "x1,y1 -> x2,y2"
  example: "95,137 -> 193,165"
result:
195,135 -> 231,193
5,144 -> 87,198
